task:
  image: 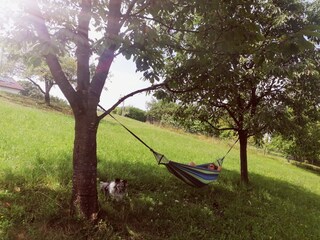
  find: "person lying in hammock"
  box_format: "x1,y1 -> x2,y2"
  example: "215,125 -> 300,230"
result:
189,161 -> 222,171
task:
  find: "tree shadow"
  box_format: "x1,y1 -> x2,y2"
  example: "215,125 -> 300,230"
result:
98,159 -> 320,239
0,157 -> 319,239
289,161 -> 320,176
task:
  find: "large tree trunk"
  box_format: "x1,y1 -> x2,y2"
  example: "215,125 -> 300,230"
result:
28,0 -> 123,220
238,130 -> 249,184
71,110 -> 99,219
69,0 -> 121,218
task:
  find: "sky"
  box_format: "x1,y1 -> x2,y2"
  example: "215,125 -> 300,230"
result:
99,56 -> 155,111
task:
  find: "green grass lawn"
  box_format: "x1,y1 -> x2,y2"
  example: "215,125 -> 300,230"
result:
0,93 -> 319,240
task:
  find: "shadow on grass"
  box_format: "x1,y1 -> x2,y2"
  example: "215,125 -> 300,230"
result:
98,159 -> 320,240
0,157 -> 319,240
290,161 -> 320,176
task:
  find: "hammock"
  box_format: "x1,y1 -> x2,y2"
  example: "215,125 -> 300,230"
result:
106,112 -> 238,188
153,151 -> 224,188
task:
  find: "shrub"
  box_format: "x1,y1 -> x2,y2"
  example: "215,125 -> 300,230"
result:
124,106 -> 147,122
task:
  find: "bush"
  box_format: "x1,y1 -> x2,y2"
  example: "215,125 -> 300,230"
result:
124,106 -> 147,122
146,99 -> 219,136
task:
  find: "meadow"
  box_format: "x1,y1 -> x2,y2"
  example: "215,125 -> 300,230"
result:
0,93 -> 319,240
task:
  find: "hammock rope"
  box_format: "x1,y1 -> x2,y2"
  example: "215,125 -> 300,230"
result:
105,111 -> 238,187
217,137 -> 239,166
109,114 -> 157,155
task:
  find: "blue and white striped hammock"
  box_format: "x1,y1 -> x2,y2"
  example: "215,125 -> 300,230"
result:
153,151 -> 224,187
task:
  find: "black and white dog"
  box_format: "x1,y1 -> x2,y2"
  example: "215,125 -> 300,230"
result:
100,178 -> 128,201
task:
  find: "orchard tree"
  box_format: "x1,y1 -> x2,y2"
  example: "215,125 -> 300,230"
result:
24,55 -> 78,105
0,39 -> 75,105
162,0 -> 320,183
4,0 -> 195,219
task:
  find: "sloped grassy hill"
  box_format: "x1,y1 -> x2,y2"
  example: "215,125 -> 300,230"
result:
0,93 -> 319,240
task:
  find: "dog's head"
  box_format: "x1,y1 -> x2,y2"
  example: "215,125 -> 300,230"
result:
114,178 -> 128,194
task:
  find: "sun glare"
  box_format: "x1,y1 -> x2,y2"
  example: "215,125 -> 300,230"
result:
1,0 -> 23,11
0,0 -> 24,20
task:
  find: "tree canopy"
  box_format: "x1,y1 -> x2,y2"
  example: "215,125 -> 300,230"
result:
160,0 -> 320,183
1,0 -> 203,219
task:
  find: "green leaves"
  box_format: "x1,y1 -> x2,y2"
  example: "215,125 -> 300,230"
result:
33,41 -> 60,56
161,0 -> 320,143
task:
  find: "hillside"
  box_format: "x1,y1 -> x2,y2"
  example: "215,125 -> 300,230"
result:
0,93 -> 319,240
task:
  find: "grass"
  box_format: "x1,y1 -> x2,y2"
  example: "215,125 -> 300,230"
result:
0,92 -> 320,239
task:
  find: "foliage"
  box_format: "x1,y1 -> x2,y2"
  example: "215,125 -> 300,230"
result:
146,99 -> 216,135
159,0 -> 320,182
17,80 -> 69,107
270,123 -> 320,166
111,107 -> 122,115
285,122 -> 320,164
265,134 -> 292,156
0,37 -> 77,105
146,99 -> 178,125
0,96 -> 320,239
1,0 -> 186,218
18,81 -> 43,99
163,0 -> 320,135
123,106 -> 147,122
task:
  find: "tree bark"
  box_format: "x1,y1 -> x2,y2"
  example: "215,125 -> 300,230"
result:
44,91 -> 50,106
71,109 -> 99,219
44,79 -> 54,106
238,129 -> 249,184
27,0 -> 141,220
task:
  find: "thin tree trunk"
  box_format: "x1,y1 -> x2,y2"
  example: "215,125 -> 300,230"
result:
44,91 -> 50,105
239,130 -> 249,184
44,79 -> 54,106
71,112 -> 99,219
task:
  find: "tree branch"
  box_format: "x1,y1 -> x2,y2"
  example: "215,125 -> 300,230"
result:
204,119 -> 236,131
76,0 -> 92,93
120,0 -> 139,25
222,104 -> 241,128
26,2 -> 77,108
248,124 -> 268,137
26,77 -> 45,95
90,0 -> 122,99
98,83 -> 164,121
165,82 -> 199,94
135,15 -> 200,34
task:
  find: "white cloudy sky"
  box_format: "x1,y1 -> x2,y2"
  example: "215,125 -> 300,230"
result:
99,56 -> 155,110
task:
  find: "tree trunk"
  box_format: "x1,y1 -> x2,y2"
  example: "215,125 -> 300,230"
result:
44,91 -> 50,106
44,79 -> 54,106
238,130 -> 249,184
71,111 -> 99,220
